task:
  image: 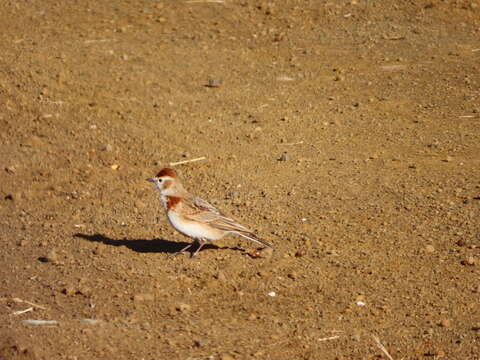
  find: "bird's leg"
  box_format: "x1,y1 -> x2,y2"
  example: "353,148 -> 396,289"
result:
191,238 -> 208,257
170,240 -> 196,257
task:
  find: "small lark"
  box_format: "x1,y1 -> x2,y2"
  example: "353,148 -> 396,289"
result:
147,168 -> 273,257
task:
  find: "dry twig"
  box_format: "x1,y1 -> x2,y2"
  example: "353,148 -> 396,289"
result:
372,335 -> 394,360
318,335 -> 341,342
0,297 -> 47,310
169,157 -> 206,166
11,307 -> 34,316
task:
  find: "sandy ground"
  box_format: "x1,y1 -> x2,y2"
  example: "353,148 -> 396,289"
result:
1,0 -> 479,359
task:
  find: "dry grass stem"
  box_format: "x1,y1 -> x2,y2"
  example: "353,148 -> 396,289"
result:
318,335 -> 341,342
22,319 -> 58,326
282,141 -> 304,146
11,307 -> 34,316
0,297 -> 47,310
84,39 -> 115,44
169,157 -> 206,166
372,335 -> 394,360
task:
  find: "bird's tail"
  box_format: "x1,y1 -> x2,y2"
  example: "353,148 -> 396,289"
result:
234,230 -> 274,249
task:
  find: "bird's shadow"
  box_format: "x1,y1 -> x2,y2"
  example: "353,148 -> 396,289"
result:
74,233 -> 241,255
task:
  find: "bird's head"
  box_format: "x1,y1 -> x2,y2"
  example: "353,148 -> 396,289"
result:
147,168 -> 179,195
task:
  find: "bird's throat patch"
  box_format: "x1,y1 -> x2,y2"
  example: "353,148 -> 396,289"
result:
166,196 -> 181,210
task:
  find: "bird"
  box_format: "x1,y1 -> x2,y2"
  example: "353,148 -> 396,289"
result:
147,168 -> 273,257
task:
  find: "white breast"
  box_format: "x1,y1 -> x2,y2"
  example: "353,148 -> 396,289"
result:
167,211 -> 224,241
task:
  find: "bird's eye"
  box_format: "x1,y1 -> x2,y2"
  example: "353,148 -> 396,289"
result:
158,178 -> 162,182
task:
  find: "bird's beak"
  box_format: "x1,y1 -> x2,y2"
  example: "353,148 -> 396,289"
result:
146,177 -> 155,182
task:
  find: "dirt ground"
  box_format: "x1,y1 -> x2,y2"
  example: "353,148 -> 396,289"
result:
1,0 -> 479,359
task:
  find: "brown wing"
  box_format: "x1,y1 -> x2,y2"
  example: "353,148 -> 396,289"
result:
181,195 -> 274,248
182,196 -> 253,232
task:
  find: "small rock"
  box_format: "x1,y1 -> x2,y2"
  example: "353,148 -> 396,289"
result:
220,355 -> 235,360
81,328 -> 93,336
355,295 -> 366,302
226,191 -> 239,198
134,200 -> 146,209
257,247 -> 274,259
110,164 -> 119,170
5,166 -> 16,174
206,79 -> 222,88
425,245 -> 435,253
42,249 -> 59,264
435,350 -> 446,357
216,271 -> 227,282
439,319 -> 451,328
78,286 -> 92,297
176,303 -> 191,312
17,239 -> 28,247
133,293 -> 154,302
456,239 -> 466,247
4,194 -> 14,201
103,144 -> 113,152
24,135 -> 45,147
62,286 -> 76,296
278,152 -> 290,161
295,249 -> 306,257
193,339 -> 207,347
443,156 -> 453,162
461,257 -> 475,266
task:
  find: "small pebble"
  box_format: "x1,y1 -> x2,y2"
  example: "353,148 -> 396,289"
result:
110,164 -> 119,170
461,257 -> 475,266
425,245 -> 435,253
176,303 -> 191,312
456,239 -> 466,247
267,291 -> 276,297
133,293 -> 154,302
226,191 -> 239,198
436,350 -> 446,357
259,247 -> 274,258
43,249 -> 59,264
216,271 -> 227,282
62,286 -> 76,296
17,239 -> 28,247
439,319 -> 451,328
206,79 -> 222,88
278,152 -> 290,161
193,339 -> 207,347
295,249 -> 306,257
220,355 -> 235,360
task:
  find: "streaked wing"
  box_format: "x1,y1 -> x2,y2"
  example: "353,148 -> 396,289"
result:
191,196 -> 221,214
182,195 -> 274,248
182,196 -> 252,232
